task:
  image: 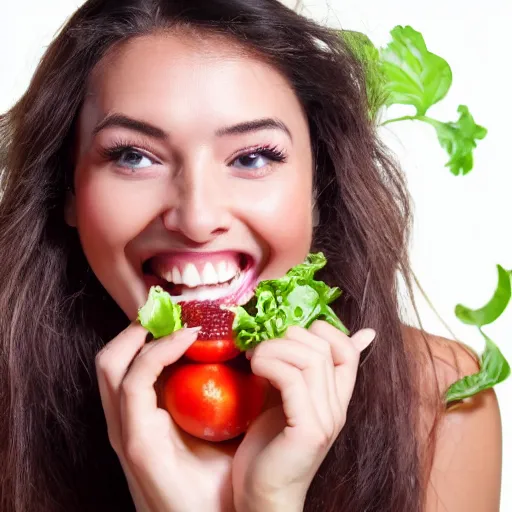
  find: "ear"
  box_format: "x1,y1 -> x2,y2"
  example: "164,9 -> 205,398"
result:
64,190 -> 77,227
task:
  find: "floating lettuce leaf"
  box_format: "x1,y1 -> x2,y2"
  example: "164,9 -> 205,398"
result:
342,25 -> 487,175
381,25 -> 452,116
341,30 -> 388,120
445,266 -> 511,402
445,331 -> 510,402
138,286 -> 182,339
420,105 -> 488,176
232,253 -> 348,351
455,265 -> 511,327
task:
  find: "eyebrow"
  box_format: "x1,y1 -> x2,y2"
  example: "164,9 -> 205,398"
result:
92,114 -> 292,141
215,118 -> 292,141
93,114 -> 167,139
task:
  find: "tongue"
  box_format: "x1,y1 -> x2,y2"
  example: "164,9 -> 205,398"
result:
179,300 -> 234,341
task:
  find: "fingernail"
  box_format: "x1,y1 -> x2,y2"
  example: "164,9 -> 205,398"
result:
245,349 -> 254,360
186,326 -> 202,334
356,328 -> 376,351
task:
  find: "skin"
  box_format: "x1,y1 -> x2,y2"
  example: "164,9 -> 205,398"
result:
67,33 -> 502,511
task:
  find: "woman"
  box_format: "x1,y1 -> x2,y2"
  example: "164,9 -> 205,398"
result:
0,0 -> 502,511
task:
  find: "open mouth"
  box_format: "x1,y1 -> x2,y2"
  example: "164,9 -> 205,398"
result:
142,251 -> 257,305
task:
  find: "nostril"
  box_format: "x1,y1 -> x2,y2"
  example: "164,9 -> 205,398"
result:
211,227 -> 228,236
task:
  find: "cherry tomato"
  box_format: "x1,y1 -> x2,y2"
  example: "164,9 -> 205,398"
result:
184,338 -> 240,363
163,362 -> 268,442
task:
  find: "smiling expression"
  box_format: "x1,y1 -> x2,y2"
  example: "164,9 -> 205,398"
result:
68,32 -> 314,320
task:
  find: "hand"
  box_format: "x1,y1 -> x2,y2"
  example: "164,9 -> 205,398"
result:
232,321 -> 376,512
95,323 -> 236,512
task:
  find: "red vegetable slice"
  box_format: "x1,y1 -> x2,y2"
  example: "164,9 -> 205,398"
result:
180,300 -> 240,363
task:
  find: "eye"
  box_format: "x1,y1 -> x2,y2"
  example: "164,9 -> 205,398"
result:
100,143 -> 159,171
232,152 -> 271,170
115,148 -> 154,170
230,145 -> 287,170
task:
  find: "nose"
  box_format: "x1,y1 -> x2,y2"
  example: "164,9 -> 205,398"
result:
161,164 -> 232,244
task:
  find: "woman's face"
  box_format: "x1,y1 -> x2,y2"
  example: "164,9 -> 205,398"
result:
70,33 -> 314,319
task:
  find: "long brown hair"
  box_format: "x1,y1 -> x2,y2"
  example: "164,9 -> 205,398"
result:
0,1 -> 429,510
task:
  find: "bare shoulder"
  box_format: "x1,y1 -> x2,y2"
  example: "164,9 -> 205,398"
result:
403,325 -> 480,394
403,326 -> 502,511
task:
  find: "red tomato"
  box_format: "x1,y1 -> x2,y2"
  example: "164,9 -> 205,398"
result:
163,362 -> 268,442
179,300 -> 241,363
184,339 -> 240,363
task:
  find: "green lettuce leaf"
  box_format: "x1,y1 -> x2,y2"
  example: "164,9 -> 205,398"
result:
381,25 -> 452,116
420,105 -> 488,176
445,265 -> 511,402
138,285 -> 182,339
455,265 -> 511,327
341,30 -> 388,120
445,331 -> 511,402
232,253 -> 348,351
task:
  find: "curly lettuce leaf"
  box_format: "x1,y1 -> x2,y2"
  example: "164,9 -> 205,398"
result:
455,265 -> 511,327
138,286 -> 182,339
381,25 -> 452,116
445,331 -> 510,402
445,266 -> 511,402
420,105 -> 488,176
233,253 -> 348,351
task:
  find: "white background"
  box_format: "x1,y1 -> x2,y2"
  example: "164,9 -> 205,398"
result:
1,0 -> 511,508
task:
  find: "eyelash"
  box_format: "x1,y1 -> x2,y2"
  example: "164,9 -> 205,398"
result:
227,144 -> 288,166
99,140 -> 159,165
99,140 -> 288,171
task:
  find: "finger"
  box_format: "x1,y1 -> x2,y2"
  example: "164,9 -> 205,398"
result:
95,322 -> 149,450
120,328 -> 199,437
309,322 -> 376,407
255,338 -> 337,437
96,322 -> 149,393
285,325 -> 332,357
250,352 -> 320,432
280,329 -> 344,433
284,327 -> 342,421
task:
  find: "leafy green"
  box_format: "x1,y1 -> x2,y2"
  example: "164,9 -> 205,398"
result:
445,331 -> 511,402
455,265 -> 511,327
232,253 -> 348,351
380,25 -> 452,116
138,285 -> 182,339
343,25 -> 488,175
341,30 -> 388,119
445,266 -> 511,402
419,105 -> 488,175
136,254 -> 347,350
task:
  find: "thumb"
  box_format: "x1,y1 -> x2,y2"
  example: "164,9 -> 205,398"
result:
351,328 -> 376,352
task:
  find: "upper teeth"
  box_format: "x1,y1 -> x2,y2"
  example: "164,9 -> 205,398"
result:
157,261 -> 239,288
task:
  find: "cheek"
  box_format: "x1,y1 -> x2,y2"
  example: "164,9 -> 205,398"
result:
238,173 -> 313,276
74,174 -> 158,266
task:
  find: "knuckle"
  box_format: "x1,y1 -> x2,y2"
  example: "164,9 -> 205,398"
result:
107,429 -> 122,456
286,325 -> 306,339
310,427 -> 331,451
95,348 -> 111,373
123,437 -> 147,466
120,375 -> 138,401
315,339 -> 332,357
337,410 -> 347,428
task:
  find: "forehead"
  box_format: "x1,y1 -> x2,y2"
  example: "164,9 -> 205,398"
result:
80,32 -> 308,143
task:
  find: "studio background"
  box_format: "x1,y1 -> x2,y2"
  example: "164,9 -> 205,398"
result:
1,0 -> 510,508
